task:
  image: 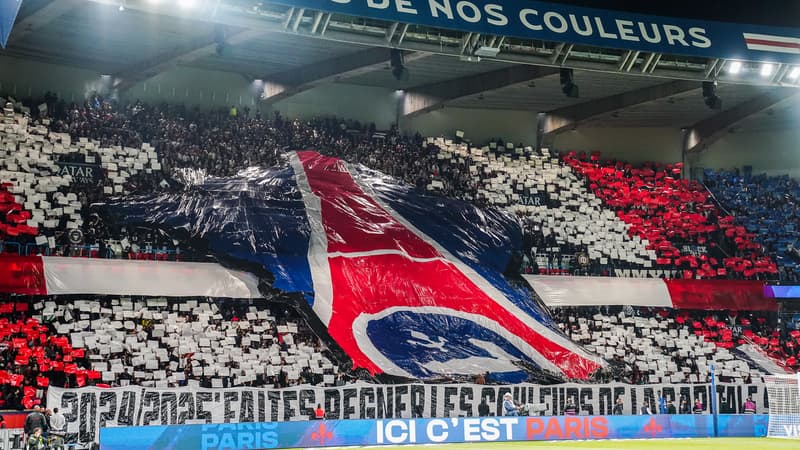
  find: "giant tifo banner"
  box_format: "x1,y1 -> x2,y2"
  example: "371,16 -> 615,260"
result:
270,0 -> 800,62
98,415 -> 770,450
49,382 -> 769,444
0,0 -> 22,48
107,150 -> 603,382
524,275 -> 777,311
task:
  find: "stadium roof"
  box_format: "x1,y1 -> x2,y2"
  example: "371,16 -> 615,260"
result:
2,0 -> 799,148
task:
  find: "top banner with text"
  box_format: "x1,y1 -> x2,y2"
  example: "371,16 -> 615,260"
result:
272,0 -> 800,62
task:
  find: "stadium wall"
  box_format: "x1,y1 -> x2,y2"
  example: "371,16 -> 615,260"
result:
122,67 -> 259,109
402,107 -> 540,145
0,55 -> 104,102
697,129 -> 800,178
271,83 -> 398,128
550,127 -> 683,164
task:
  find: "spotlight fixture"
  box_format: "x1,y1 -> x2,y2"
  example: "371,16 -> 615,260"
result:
560,68 -> 579,98
761,63 -> 775,77
390,49 -> 409,81
178,0 -> 196,9
727,61 -> 742,74
702,81 -> 722,110
788,67 -> 800,81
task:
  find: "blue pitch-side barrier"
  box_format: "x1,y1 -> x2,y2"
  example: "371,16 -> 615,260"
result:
99,414 -> 769,450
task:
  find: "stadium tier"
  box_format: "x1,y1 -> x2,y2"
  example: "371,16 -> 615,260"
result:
0,101 -> 782,280
564,153 -> 776,280
1,98 -> 799,416
0,297 -> 340,409
705,170 -> 800,282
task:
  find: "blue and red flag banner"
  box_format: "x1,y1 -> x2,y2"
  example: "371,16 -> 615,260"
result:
0,0 -> 22,48
108,151 -> 603,381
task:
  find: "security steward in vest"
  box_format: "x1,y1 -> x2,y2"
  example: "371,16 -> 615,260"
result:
314,404 -> 325,420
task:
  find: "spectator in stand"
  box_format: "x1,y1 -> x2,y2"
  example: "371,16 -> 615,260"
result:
743,396 -> 757,414
0,413 -> 5,428
49,407 -> 65,435
666,400 -> 677,415
502,393 -> 519,416
678,395 -> 692,414
693,399 -> 704,414
24,406 -> 47,437
658,391 -> 667,414
313,404 -> 325,420
613,398 -> 624,415
478,399 -> 491,417
679,396 -> 690,414
640,401 -> 652,415
564,398 -> 578,415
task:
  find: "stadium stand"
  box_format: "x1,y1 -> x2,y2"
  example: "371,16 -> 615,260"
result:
4,295 -> 797,410
0,96 -> 785,282
0,98 -> 181,259
555,307 -> 799,384
1,95 -> 799,414
704,170 -> 800,282
0,297 -> 346,410
564,153 -> 778,280
421,138 -> 655,276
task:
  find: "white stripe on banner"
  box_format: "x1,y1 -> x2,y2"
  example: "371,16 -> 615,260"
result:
41,257 -> 262,298
289,151 -> 334,326
523,275 -> 673,307
328,249 -> 446,263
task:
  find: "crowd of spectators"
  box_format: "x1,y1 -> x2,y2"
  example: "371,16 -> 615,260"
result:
555,306 -> 800,385
564,153 -> 777,280
0,94 -> 787,281
0,296 -> 361,410
705,170 -> 800,282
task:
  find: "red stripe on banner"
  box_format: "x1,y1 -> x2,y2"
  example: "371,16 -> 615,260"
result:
327,254 -> 600,379
297,151 -> 601,379
0,255 -> 47,295
297,151 -> 438,258
745,38 -> 800,49
664,279 -> 776,312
